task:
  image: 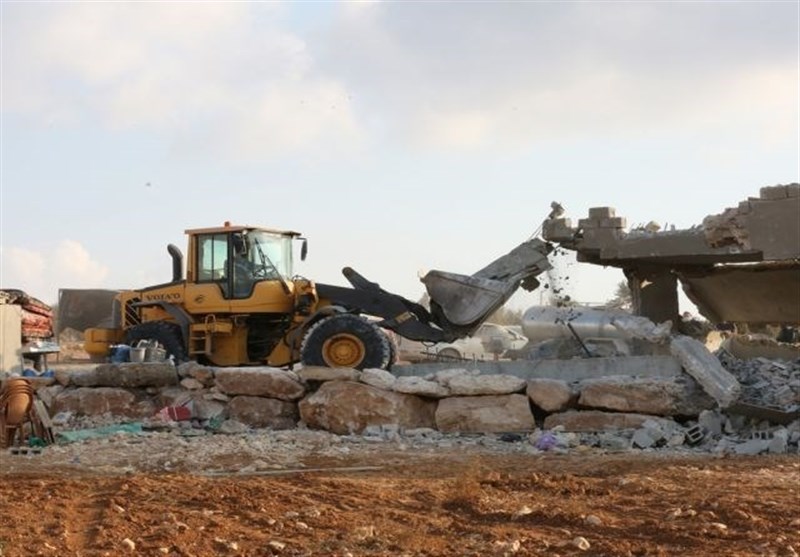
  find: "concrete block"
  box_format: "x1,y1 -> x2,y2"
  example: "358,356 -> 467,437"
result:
542,218 -> 575,242
698,409 -> 724,436
737,200 -> 752,213
599,217 -> 627,229
578,218 -> 599,230
734,439 -> 769,455
760,185 -> 789,200
670,335 -> 741,408
632,427 -> 661,449
768,428 -> 789,454
685,424 -> 705,445
589,207 -> 616,219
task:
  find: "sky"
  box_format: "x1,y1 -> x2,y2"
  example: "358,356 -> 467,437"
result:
1,1 -> 798,314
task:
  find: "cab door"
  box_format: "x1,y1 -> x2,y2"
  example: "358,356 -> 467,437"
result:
183,232 -> 232,314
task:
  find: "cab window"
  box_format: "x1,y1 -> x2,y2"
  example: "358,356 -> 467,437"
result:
197,234 -> 229,282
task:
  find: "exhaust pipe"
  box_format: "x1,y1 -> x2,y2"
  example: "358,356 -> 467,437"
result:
167,244 -> 183,282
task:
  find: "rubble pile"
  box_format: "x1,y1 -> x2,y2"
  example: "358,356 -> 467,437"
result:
717,350 -> 800,410
4,337 -> 795,458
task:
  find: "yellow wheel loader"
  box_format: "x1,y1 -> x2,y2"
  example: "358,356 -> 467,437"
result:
85,223 -> 552,370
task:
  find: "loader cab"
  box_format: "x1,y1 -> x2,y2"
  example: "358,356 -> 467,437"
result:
186,224 -> 302,301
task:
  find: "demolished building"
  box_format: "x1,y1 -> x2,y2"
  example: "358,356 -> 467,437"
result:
542,184 -> 800,329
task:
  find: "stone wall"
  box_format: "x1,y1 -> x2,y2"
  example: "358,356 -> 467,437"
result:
35,361 -> 721,435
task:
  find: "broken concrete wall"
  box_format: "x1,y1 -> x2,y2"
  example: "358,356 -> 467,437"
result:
542,184 -> 800,327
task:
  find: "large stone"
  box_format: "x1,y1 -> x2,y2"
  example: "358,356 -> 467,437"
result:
435,394 -> 534,433
670,335 -> 741,408
447,374 -> 526,396
36,384 -> 64,409
298,366 -> 361,383
526,378 -> 573,412
299,381 -> 436,435
544,410 -> 676,432
70,363 -> 178,388
360,368 -> 397,390
431,368 -> 478,386
192,399 -> 226,420
55,366 -> 96,387
51,387 -> 154,418
214,367 -> 305,400
227,396 -> 298,429
177,361 -> 214,384
393,376 -> 450,398
578,375 -> 714,416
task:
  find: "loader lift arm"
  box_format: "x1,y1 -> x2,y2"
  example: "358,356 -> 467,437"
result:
317,237 -> 553,345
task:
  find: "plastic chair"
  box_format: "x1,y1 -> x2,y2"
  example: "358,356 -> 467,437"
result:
0,378 -> 35,448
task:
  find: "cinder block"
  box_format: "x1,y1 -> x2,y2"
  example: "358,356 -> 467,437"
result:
589,207 -> 616,219
760,185 -> 789,200
599,217 -> 627,229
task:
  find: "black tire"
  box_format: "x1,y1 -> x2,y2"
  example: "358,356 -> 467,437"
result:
124,321 -> 186,362
301,314 -> 391,370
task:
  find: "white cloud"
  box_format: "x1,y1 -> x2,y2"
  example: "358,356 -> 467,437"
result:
2,2 -> 796,157
318,2 -> 798,151
2,3 -> 361,159
0,241 -> 108,303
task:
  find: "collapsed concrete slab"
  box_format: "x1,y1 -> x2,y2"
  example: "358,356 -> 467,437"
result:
299,381 -> 436,435
393,355 -> 682,382
214,367 -> 305,401
578,375 -> 715,416
544,410 -> 677,432
435,394 -> 534,433
542,185 -> 800,326
670,335 -> 741,408
228,396 -> 298,429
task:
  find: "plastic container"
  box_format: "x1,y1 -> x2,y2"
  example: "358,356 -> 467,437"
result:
129,343 -> 146,363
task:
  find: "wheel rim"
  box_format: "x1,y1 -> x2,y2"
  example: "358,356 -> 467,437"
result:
322,333 -> 366,368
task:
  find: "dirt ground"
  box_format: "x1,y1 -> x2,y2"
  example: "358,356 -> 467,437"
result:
1,445 -> 798,557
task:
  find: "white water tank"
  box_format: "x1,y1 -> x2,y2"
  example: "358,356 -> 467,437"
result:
521,305 -> 632,343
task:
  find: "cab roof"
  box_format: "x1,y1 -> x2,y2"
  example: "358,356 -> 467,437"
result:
185,223 -> 302,237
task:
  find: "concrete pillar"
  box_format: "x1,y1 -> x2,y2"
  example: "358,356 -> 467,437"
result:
626,266 -> 680,326
0,305 -> 23,374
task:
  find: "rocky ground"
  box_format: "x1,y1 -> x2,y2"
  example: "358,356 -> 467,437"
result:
1,429 -> 799,557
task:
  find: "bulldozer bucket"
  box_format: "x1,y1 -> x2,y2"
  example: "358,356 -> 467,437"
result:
421,238 -> 552,334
